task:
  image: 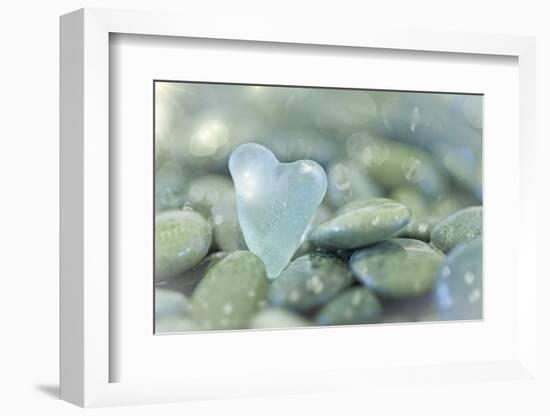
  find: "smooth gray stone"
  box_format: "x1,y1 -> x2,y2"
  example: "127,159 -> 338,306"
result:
184,174 -> 234,217
434,237 -> 482,320
350,238 -> 445,299
326,159 -> 383,209
309,198 -> 411,250
316,287 -> 383,326
155,317 -> 197,333
293,204 -> 332,259
158,251 -> 229,296
380,293 -> 442,323
249,308 -> 310,329
210,191 -> 248,252
397,217 -> 436,242
258,128 -> 340,166
155,288 -> 189,320
269,252 -> 354,313
190,251 -> 269,330
431,206 -> 482,253
345,132 -> 449,198
155,161 -> 188,212
155,210 -> 212,282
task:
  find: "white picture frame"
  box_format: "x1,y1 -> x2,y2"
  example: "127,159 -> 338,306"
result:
60,7 -> 538,407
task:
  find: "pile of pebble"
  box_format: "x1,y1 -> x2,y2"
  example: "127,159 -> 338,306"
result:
154,83 -> 483,333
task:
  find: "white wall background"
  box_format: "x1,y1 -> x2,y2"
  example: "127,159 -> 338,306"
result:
0,1 -> 548,414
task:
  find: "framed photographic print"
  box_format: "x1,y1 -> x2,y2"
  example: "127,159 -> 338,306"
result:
60,8 -> 539,408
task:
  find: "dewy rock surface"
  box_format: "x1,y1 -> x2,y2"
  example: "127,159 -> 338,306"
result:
229,143 -> 327,278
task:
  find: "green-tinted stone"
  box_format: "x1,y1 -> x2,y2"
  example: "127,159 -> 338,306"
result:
190,251 -> 269,330
293,204 -> 332,259
431,206 -> 482,253
160,251 -> 229,296
268,252 -> 353,313
185,174 -> 234,217
155,317 -> 197,333
434,237 -> 482,320
309,198 -> 410,250
350,238 -> 445,299
397,217 -> 437,242
346,132 -> 449,197
250,308 -> 310,329
390,187 -> 434,241
389,187 -> 430,217
155,210 -> 212,281
155,288 -> 189,319
155,161 -> 188,212
381,294 -> 441,323
210,191 -> 247,252
315,287 -> 382,326
326,159 -> 383,209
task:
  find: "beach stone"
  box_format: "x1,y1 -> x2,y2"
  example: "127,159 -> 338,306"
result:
381,293 -> 442,323
155,210 -> 212,281
326,159 -> 383,209
210,191 -> 248,252
316,287 -> 383,326
431,206 -> 482,253
155,317 -> 197,333
269,252 -> 353,313
346,132 -> 448,197
434,237 -> 482,320
185,174 -> 234,217
293,204 -> 333,259
309,198 -> 410,250
350,238 -> 445,299
250,308 -> 310,329
155,288 -> 189,319
190,251 -> 269,330
155,161 -> 188,212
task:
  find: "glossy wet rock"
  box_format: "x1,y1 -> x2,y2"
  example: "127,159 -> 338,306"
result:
326,159 -> 383,209
155,210 -> 212,281
155,161 -> 188,212
434,238 -> 482,320
268,252 -> 353,313
250,308 -> 310,329
155,288 -> 190,319
190,251 -> 269,330
350,238 -> 445,299
185,174 -> 234,217
210,191 -> 248,252
316,287 -> 383,326
229,143 -> 327,278
155,317 -> 197,333
309,198 -> 410,250
346,132 -> 449,197
431,206 -> 482,253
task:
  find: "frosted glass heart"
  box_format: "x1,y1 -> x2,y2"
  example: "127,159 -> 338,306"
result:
229,143 -> 328,278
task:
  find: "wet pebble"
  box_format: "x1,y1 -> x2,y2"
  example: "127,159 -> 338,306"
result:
316,287 -> 383,326
346,132 -> 449,198
210,191 -> 247,252
185,174 -> 234,217
155,210 -> 212,281
433,237 -> 482,320
326,159 -> 383,209
350,238 -> 445,299
431,206 -> 482,253
191,251 -> 269,330
269,252 -> 353,313
309,198 -> 410,250
250,308 -> 310,329
155,288 -> 189,319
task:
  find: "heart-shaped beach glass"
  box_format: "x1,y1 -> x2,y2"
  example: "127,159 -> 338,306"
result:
229,143 -> 328,278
